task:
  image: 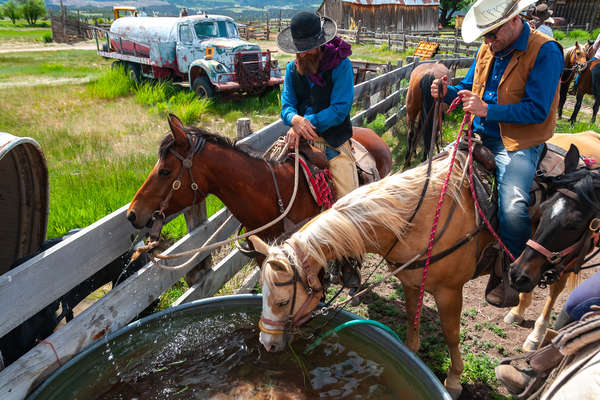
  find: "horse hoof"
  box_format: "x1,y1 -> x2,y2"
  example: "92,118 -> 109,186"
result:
443,381 -> 462,400
504,311 -> 524,325
523,338 -> 540,352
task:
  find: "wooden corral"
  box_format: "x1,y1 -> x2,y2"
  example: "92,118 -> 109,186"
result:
550,0 -> 600,28
0,56 -> 474,399
318,0 -> 440,33
50,13 -> 93,43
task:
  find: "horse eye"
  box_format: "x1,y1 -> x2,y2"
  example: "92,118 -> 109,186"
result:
278,300 -> 290,307
158,169 -> 170,176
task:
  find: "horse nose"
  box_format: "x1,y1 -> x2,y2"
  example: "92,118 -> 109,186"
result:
510,268 -> 532,292
126,210 -> 136,223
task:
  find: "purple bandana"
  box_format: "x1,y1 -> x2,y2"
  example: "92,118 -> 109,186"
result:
299,36 -> 352,86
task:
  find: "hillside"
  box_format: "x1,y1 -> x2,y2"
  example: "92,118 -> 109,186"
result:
39,0 -> 321,20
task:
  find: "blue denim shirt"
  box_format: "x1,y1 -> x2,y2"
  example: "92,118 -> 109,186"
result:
444,21 -> 564,138
280,57 -> 354,134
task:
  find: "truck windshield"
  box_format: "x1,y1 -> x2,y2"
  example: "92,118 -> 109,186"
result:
194,21 -> 239,39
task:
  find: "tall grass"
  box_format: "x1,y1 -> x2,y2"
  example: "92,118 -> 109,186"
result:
88,65 -> 135,99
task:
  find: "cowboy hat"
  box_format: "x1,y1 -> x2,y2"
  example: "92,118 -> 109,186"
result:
276,12 -> 337,54
462,0 -> 537,43
545,17 -> 555,24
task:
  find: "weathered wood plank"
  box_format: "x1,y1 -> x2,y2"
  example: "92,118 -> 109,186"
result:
236,267 -> 260,294
0,204 -> 144,338
0,208 -> 238,400
171,249 -> 250,306
237,119 -> 287,152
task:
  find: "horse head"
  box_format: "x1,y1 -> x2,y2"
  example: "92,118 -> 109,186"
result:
510,145 -> 600,292
127,114 -> 211,229
249,235 -> 325,352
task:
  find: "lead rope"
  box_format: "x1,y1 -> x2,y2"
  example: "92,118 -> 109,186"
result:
412,96 -> 516,330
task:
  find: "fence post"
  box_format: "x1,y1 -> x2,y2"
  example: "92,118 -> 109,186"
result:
356,22 -> 361,44
266,11 -> 270,41
237,118 -> 252,140
388,34 -> 391,49
586,22 -> 590,32
279,9 -> 282,32
183,201 -> 211,285
402,33 -> 407,52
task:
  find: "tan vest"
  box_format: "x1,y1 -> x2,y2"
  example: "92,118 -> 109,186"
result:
472,29 -> 562,151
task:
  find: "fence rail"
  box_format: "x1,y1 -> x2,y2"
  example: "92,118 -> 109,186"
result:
0,55 -> 474,399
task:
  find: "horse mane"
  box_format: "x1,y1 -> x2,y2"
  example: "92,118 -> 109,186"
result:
158,125 -> 274,161
548,168 -> 600,211
277,153 -> 468,268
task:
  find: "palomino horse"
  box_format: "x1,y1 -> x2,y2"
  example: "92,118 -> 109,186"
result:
126,114 -> 392,250
404,62 -> 450,169
558,41 -> 590,120
510,145 -> 600,301
504,131 -> 600,351
250,150 -> 489,398
249,133 -> 600,399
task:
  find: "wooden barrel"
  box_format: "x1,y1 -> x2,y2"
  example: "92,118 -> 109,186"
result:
0,133 -> 48,274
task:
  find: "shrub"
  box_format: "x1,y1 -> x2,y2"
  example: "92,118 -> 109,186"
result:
88,65 -> 134,99
365,113 -> 387,135
592,28 -> 600,41
553,30 -> 566,41
135,80 -> 177,106
567,29 -> 590,41
41,32 -> 52,43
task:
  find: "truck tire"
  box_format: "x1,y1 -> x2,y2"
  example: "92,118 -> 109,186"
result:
193,76 -> 215,99
126,62 -> 142,84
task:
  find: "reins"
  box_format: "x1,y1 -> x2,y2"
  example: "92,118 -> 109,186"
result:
142,135 -> 303,270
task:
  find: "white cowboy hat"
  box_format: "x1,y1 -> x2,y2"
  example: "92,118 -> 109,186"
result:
462,0 -> 537,43
545,17 -> 555,24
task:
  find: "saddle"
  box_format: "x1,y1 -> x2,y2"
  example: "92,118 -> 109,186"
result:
496,309 -> 600,399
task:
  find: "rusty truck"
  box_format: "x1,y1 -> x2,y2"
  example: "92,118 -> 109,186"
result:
93,13 -> 283,98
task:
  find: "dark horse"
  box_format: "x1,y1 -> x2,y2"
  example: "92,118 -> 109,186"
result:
510,145 -> 600,293
559,42 -> 600,125
126,114 -> 392,248
404,62 -> 449,169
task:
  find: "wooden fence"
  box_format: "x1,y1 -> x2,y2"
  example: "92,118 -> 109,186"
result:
0,56 -> 473,400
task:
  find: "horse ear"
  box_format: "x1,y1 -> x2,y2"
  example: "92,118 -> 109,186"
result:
249,235 -> 270,256
564,144 -> 580,174
268,259 -> 288,272
167,114 -> 187,145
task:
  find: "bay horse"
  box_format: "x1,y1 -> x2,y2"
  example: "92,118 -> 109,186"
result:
562,42 -> 600,125
557,41 -> 589,120
248,134 -> 600,399
510,145 -> 600,298
404,62 -> 450,169
126,114 -> 392,253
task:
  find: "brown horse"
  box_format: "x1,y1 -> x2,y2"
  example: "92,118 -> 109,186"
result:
127,114 -> 392,247
248,133 -> 600,399
563,42 -> 600,125
404,62 -> 450,169
558,41 -> 590,120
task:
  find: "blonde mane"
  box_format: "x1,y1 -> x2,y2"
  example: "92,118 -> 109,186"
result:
287,152 -> 469,267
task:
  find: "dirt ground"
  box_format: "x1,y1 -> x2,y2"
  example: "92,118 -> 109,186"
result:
348,252 -> 599,399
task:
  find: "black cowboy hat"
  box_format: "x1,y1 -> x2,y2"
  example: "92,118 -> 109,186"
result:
277,12 -> 337,54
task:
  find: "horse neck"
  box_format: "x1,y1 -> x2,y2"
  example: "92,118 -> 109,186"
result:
196,142 -> 295,231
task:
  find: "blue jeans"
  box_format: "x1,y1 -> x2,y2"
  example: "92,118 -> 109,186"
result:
565,270 -> 600,320
481,135 -> 544,258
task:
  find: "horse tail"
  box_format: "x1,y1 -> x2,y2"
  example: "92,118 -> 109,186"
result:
419,72 -> 437,159
567,271 -> 581,293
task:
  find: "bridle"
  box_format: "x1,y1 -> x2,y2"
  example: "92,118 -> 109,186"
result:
259,242 -> 323,336
525,188 -> 600,287
148,133 -> 207,242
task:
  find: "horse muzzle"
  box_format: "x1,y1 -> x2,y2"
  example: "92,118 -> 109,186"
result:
509,258 -> 541,293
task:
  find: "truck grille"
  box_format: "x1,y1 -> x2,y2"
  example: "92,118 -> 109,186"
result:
234,51 -> 270,91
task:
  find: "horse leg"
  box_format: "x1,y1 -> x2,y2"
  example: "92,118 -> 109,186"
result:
592,96 -> 600,124
570,93 -> 585,126
434,288 -> 464,399
558,77 -> 570,119
403,119 -> 417,170
403,284 -> 421,352
523,274 -> 569,351
504,291 -> 533,325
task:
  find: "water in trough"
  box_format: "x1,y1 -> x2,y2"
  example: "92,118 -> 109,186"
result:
30,295 -> 449,400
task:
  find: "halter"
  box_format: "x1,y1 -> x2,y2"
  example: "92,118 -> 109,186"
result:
525,188 -> 600,287
148,134 -> 207,242
259,243 -> 323,335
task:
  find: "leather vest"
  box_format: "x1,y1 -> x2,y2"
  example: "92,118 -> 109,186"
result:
290,63 -> 353,148
472,29 -> 562,151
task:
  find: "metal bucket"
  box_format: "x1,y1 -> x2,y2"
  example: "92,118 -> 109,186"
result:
0,133 -> 48,274
29,294 -> 451,399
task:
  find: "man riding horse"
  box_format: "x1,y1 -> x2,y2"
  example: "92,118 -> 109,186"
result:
431,0 -> 564,307
277,12 -> 361,289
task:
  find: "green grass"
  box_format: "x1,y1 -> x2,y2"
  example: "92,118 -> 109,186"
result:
0,18 -> 51,42
88,65 -> 135,99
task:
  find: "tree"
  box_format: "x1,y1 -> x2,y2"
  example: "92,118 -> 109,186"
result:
439,0 -> 474,27
1,0 -> 20,24
20,0 -> 46,25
